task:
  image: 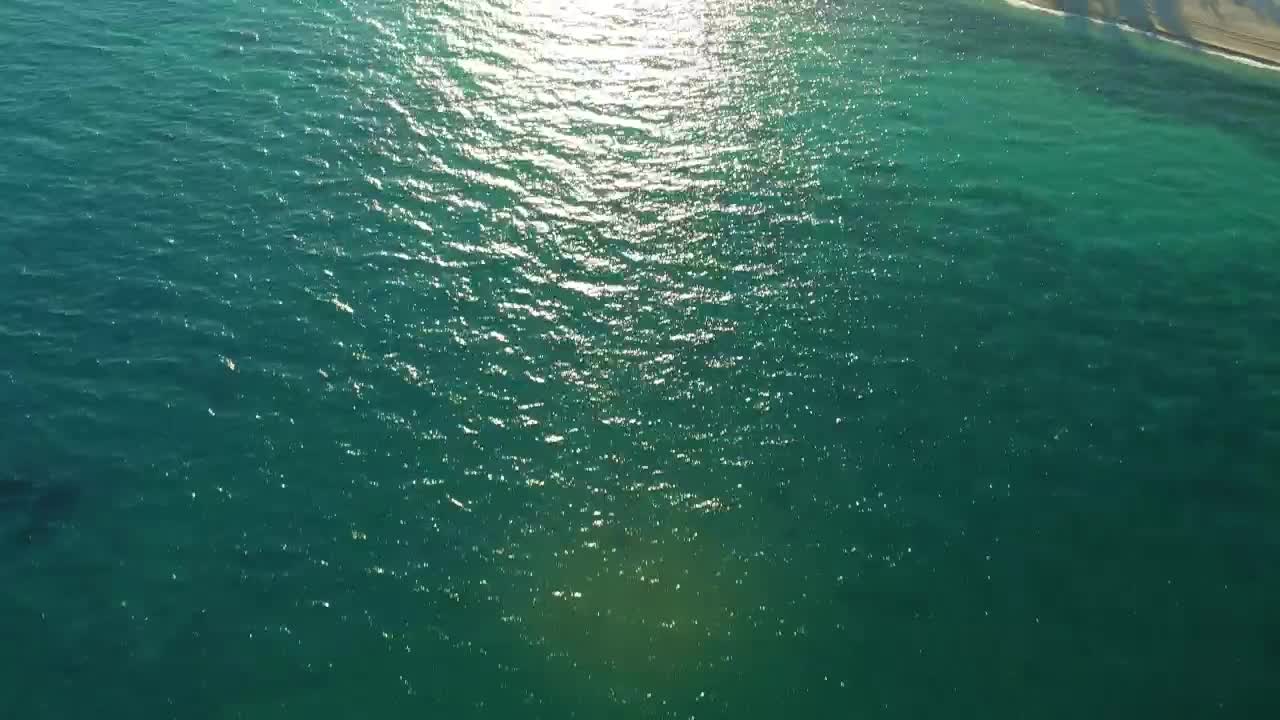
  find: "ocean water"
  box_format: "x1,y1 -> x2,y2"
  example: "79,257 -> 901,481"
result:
3,0 -> 1279,717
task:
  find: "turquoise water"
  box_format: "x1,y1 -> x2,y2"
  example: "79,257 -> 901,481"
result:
3,0 -> 1280,716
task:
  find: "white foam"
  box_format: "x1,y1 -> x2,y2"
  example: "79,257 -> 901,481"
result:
1002,0 -> 1280,72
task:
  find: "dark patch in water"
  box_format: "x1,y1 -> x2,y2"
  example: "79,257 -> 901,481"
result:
31,482 -> 80,517
220,28 -> 261,43
1,459 -> 83,546
16,483 -> 82,544
0,472 -> 38,506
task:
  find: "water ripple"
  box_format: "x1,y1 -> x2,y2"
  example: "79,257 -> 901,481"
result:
4,0 -> 1280,717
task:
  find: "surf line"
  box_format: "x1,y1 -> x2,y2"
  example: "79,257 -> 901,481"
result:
1002,0 -> 1280,72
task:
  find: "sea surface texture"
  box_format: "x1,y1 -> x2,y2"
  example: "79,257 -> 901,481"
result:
2,1 -> 1279,717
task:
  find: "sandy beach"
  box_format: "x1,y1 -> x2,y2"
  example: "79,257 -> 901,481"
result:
1013,0 -> 1280,65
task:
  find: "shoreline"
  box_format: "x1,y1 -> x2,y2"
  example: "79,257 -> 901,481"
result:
1004,0 -> 1280,72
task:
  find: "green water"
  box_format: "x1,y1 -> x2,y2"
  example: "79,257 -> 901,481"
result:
3,0 -> 1279,717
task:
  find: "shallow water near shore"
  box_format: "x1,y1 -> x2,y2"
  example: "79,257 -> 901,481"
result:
3,0 -> 1280,717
